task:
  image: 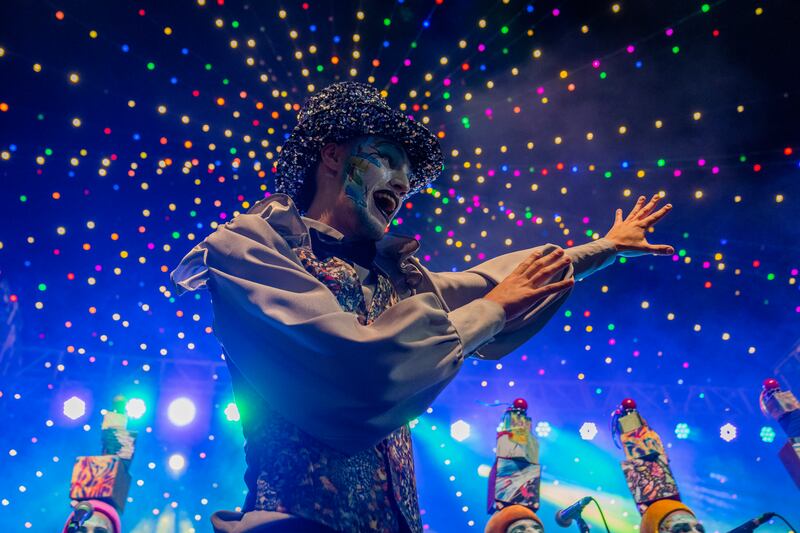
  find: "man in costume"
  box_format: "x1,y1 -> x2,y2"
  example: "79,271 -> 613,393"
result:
612,398 -> 703,533
486,506 -> 544,533
62,500 -> 121,533
62,397 -> 134,533
172,82 -> 674,532
485,398 -> 545,533
640,500 -> 703,533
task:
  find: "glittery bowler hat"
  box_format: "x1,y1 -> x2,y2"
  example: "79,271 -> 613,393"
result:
275,81 -> 443,199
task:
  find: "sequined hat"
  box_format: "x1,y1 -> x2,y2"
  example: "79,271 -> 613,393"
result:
275,81 -> 444,199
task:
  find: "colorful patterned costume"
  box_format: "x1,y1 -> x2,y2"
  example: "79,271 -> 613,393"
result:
233,244 -> 420,532
172,193 -> 619,533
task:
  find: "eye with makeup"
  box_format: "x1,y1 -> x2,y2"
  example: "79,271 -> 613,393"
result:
670,523 -> 705,533
369,144 -> 405,216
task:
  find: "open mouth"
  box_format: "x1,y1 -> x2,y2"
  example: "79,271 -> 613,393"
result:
373,190 -> 399,221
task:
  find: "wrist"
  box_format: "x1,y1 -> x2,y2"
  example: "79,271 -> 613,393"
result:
603,235 -> 621,251
481,295 -> 508,321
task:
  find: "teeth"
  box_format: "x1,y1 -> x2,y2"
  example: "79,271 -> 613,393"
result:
374,191 -> 397,214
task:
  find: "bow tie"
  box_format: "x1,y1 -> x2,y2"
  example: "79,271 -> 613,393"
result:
309,227 -> 377,269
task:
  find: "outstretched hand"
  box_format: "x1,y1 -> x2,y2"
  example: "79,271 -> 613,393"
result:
604,194 -> 675,257
484,247 -> 574,323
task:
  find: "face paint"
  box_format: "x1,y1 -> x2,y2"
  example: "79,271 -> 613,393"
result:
507,518 -> 544,533
661,510 -> 704,533
341,135 -> 411,241
77,511 -> 113,533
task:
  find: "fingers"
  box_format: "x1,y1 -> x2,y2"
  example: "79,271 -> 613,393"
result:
532,254 -> 571,283
646,243 -> 675,255
626,195 -> 647,220
614,208 -> 623,225
523,247 -> 565,276
530,277 -> 575,299
514,249 -> 544,274
636,194 -> 662,220
642,203 -> 672,226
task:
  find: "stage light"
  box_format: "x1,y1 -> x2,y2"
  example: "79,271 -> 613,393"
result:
477,464 -> 492,478
534,421 -> 551,438
674,422 -> 691,439
125,398 -> 146,419
63,396 -> 86,420
167,397 -> 196,427
719,423 -> 737,442
450,419 -> 470,442
579,422 -> 598,440
759,426 -> 776,443
167,453 -> 186,472
224,402 -> 240,422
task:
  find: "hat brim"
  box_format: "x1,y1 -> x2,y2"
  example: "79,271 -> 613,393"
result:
276,101 -> 443,199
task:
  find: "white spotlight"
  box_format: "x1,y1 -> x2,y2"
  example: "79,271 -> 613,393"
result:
167,397 -> 196,427
450,420 -> 471,442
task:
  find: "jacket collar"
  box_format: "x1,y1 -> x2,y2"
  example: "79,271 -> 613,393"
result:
247,193 -> 422,269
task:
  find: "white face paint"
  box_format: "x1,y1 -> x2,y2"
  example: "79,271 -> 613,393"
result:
660,510 -> 704,533
77,511 -> 114,533
342,135 -> 411,241
507,518 -> 544,533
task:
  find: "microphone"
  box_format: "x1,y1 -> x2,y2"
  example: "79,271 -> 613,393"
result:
555,496 -> 592,527
67,502 -> 94,532
727,513 -> 775,533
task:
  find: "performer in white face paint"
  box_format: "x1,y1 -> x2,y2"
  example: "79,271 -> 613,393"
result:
642,500 -> 704,533
485,398 -> 545,533
173,81 -> 674,533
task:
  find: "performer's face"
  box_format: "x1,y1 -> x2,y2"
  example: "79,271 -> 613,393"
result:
660,511 -> 704,533
507,518 -> 544,533
341,135 -> 411,241
77,512 -> 114,533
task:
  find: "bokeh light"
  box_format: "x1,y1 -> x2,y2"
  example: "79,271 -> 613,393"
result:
167,453 -> 186,473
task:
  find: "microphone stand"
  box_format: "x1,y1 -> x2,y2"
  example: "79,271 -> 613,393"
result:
576,517 -> 590,533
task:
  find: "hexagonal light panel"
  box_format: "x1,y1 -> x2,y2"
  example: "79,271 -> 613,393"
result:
450,419 -> 470,442
63,396 -> 86,420
674,422 -> 691,440
719,422 -> 737,442
224,402 -> 240,422
534,421 -> 552,438
125,398 -> 147,419
579,422 -> 598,441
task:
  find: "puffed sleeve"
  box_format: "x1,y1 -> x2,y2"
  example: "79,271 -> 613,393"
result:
170,214 -> 506,453
409,238 -> 617,359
